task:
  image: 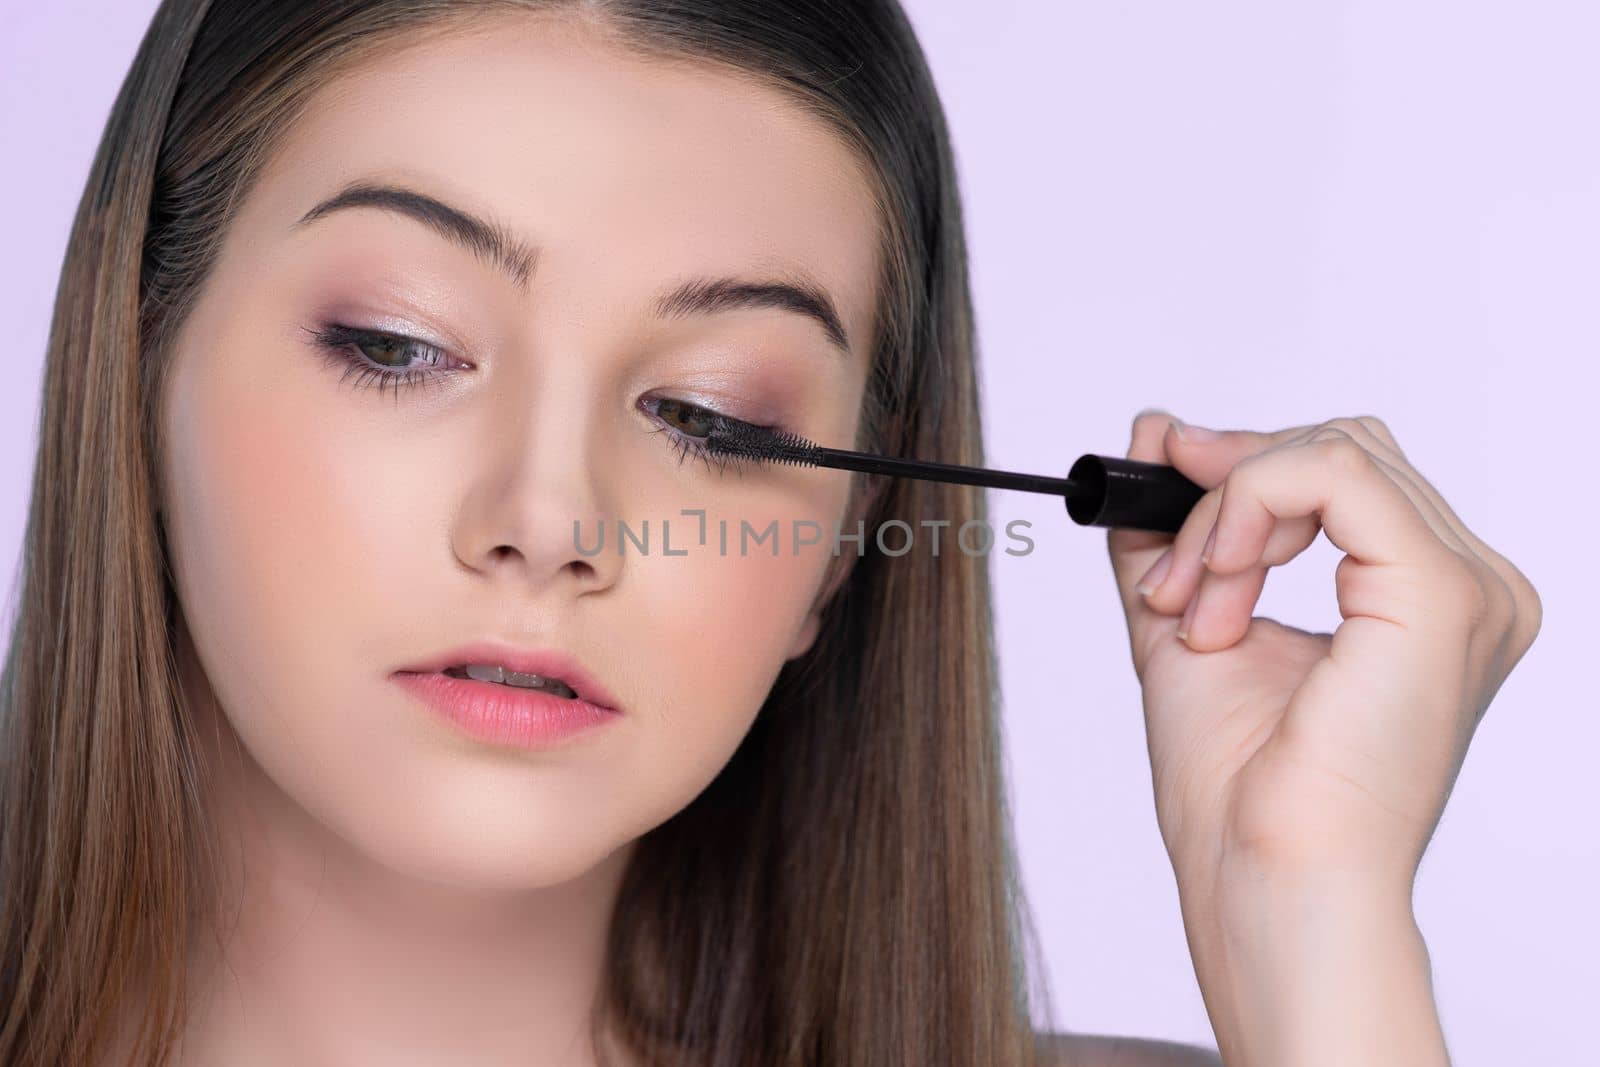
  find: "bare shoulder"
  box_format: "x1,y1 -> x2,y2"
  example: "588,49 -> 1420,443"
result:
1036,1030 -> 1224,1067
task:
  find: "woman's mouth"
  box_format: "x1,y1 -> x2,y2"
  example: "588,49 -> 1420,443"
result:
391,642 -> 624,749
442,663 -> 580,699
394,669 -> 618,751
393,642 -> 623,713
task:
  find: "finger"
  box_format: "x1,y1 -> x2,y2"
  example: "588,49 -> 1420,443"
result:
1147,506 -> 1324,645
1162,416 -> 1329,486
1106,409 -> 1188,628
1108,410 -> 1307,604
1211,430 -> 1455,573
1313,417 -> 1515,586
1176,563 -> 1270,649
1306,423 -> 1528,651
1143,455 -> 1323,652
1310,419 -> 1468,553
1116,415 -> 1321,610
1154,418 -> 1532,693
1139,486 -> 1322,622
1311,418 -> 1538,648
1192,431 -> 1494,798
1109,410 -> 1323,669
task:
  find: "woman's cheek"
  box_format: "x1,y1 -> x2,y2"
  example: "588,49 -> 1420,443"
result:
630,492 -> 840,712
163,346 -> 411,795
596,514 -> 825,826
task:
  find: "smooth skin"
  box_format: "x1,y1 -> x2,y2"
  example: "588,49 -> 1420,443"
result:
1105,411 -> 1542,1065
143,15 -> 876,1066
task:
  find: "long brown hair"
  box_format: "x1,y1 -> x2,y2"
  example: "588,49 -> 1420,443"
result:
0,2 -> 1056,1063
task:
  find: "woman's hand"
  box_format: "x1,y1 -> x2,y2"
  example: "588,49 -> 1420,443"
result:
1104,410 -> 1542,1065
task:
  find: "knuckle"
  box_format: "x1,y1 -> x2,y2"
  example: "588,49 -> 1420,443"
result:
1521,584 -> 1545,650
1444,562 -> 1494,627
1322,415 -> 1404,458
1473,544 -> 1544,653
1308,420 -> 1347,439
1218,454 -> 1268,510
1218,452 -> 1255,491
1482,568 -> 1517,628
1353,413 -> 1396,441
1505,565 -> 1545,651
1310,430 -> 1371,473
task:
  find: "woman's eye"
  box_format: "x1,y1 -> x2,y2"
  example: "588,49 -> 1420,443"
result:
352,333 -> 429,369
652,397 -> 721,438
303,323 -> 455,398
318,324 -> 445,371
644,396 -> 777,474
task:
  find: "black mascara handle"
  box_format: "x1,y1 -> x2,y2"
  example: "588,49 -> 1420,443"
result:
1065,454 -> 1206,534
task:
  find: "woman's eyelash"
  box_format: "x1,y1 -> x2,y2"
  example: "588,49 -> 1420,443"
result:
645,397 -> 772,476
654,425 -> 752,476
305,323 -> 775,477
303,323 -> 454,400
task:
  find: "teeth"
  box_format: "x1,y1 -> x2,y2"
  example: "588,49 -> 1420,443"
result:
505,669 -> 564,693
446,663 -> 578,699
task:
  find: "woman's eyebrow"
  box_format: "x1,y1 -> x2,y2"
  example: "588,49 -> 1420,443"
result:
294,181 -> 539,288
292,181 -> 851,356
653,275 -> 850,356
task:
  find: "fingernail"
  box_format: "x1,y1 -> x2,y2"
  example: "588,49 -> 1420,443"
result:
1132,407 -> 1171,437
1177,592 -> 1199,641
1200,522 -> 1218,566
1135,547 -> 1174,597
1174,419 -> 1220,443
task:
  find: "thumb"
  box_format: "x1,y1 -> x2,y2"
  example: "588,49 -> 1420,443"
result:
1105,409 -> 1198,623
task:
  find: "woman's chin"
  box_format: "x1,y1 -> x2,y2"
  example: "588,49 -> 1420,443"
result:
338,806 -> 635,894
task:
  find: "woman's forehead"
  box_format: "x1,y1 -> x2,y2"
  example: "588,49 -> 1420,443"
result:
241,15 -> 883,353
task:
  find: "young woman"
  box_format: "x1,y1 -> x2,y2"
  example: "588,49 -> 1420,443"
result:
0,2 -> 1542,1064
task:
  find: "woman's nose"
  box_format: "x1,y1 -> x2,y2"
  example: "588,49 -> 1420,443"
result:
447,378 -> 622,597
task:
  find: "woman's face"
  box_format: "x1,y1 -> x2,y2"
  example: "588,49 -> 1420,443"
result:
159,14 -> 878,891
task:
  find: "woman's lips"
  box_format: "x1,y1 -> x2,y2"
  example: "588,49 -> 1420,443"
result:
392,670 -> 620,751
395,640 -> 624,712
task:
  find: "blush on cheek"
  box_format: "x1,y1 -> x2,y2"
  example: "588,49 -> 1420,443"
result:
164,365 -> 466,853
653,511 -> 836,689
165,359 -> 397,738
194,384 -> 347,594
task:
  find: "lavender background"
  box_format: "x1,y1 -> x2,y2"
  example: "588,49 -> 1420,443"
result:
3,2 -> 1593,1059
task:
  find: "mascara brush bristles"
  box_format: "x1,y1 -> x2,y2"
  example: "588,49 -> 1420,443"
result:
704,424 -> 822,467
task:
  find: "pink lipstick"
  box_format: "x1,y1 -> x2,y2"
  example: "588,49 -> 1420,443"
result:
392,641 -> 622,750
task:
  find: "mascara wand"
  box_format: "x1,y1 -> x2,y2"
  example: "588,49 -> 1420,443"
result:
703,424 -> 1206,535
